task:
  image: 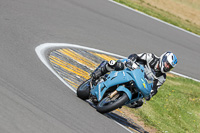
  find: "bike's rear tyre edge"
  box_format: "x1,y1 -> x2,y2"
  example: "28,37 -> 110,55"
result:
77,79 -> 91,100
96,92 -> 129,114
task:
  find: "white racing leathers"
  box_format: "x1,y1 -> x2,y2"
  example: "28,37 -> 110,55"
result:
93,53 -> 166,98
127,53 -> 166,97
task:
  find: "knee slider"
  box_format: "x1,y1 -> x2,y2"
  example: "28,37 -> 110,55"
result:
108,60 -> 117,67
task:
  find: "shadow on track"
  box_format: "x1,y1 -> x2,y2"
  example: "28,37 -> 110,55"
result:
105,112 -> 149,133
86,100 -> 149,133
47,47 -> 149,133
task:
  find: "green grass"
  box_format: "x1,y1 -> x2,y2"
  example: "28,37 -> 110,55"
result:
113,1 -> 200,132
125,76 -> 200,133
114,0 -> 200,35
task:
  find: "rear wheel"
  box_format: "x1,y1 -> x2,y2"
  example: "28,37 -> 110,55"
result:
96,92 -> 128,113
77,79 -> 91,100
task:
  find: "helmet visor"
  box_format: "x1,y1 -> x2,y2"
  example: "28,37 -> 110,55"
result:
162,55 -> 173,72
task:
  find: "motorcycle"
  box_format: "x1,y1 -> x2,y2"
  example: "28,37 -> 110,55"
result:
77,61 -> 155,113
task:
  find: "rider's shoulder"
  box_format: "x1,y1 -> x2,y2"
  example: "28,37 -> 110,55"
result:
146,53 -> 157,58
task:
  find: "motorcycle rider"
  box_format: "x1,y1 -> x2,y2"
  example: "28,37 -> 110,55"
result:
91,52 -> 178,108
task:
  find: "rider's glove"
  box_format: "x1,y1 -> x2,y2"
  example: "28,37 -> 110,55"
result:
125,60 -> 133,68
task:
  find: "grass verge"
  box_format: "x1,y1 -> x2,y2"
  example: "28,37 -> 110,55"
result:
114,0 -> 200,35
112,0 -> 200,132
124,75 -> 200,133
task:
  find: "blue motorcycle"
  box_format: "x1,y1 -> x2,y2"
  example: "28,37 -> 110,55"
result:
77,63 -> 155,113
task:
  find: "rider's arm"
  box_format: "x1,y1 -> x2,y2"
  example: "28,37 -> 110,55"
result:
128,53 -> 155,65
151,74 -> 166,96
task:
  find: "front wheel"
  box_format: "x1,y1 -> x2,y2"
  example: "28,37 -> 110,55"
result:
96,92 -> 129,113
77,79 -> 91,100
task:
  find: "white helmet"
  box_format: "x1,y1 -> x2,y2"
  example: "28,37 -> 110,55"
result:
159,52 -> 178,73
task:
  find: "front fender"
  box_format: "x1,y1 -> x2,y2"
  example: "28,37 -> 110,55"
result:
116,86 -> 132,100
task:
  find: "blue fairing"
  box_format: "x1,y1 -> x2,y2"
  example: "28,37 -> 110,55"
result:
130,66 -> 152,97
116,86 -> 132,100
90,65 -> 153,102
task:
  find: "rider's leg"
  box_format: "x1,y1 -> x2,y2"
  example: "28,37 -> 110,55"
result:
92,60 -> 125,80
91,61 -> 110,80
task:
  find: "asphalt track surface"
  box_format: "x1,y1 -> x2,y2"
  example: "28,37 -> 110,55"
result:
0,0 -> 199,133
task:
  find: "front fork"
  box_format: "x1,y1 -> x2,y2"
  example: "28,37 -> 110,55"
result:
107,86 -> 132,101
116,86 -> 132,100
109,90 -> 118,99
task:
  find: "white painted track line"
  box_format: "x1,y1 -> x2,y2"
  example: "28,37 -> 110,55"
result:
35,43 -> 134,132
36,43 -> 200,82
108,0 -> 200,38
35,43 -> 200,133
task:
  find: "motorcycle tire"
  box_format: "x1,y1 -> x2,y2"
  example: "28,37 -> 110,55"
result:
96,92 -> 128,113
77,79 -> 91,100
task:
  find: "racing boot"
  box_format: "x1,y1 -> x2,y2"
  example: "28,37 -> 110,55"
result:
91,61 -> 109,85
91,60 -> 118,85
